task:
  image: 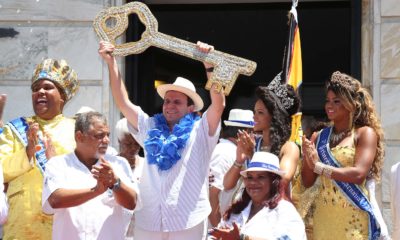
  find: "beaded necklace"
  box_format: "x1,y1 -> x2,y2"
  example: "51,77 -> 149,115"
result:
329,128 -> 351,147
144,112 -> 200,171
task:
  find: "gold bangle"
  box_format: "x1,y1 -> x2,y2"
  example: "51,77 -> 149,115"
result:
323,165 -> 334,179
313,162 -> 324,175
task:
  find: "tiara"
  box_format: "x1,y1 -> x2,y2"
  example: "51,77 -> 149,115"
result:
330,71 -> 357,92
267,72 -> 294,110
331,71 -> 353,86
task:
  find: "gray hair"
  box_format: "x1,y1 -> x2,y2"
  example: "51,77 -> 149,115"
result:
75,111 -> 107,133
115,118 -> 130,141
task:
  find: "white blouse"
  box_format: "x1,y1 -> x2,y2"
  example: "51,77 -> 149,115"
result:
220,200 -> 306,240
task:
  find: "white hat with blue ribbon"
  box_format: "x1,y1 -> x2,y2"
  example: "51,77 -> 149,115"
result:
224,109 -> 254,128
240,152 -> 285,177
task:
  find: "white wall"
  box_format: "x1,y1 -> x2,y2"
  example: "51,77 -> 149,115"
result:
0,0 -> 122,146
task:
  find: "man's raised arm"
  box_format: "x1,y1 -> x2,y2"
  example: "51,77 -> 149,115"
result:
98,41 -> 141,130
197,41 -> 225,136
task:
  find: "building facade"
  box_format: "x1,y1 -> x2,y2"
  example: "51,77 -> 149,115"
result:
0,0 -> 399,234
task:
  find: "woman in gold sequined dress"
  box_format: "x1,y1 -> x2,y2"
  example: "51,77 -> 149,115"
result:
301,71 -> 384,240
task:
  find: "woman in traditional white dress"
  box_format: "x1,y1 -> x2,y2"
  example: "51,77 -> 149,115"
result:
209,151 -> 306,240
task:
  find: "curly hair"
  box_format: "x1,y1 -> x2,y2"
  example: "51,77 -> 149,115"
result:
326,71 -> 384,181
255,85 -> 300,156
223,173 -> 282,221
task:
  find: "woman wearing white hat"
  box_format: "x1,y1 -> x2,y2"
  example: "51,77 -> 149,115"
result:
210,151 -> 306,240
223,73 -> 301,200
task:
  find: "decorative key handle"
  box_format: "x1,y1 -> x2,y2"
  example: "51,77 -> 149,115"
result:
93,1 -> 257,95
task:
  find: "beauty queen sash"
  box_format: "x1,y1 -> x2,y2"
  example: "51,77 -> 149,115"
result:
316,127 -> 380,240
7,117 -> 48,175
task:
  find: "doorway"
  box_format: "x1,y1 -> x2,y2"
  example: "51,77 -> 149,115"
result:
124,0 -> 360,120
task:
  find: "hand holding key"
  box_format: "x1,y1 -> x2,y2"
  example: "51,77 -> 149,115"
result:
93,1 -> 257,95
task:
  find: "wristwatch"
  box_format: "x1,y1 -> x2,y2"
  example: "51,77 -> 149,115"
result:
110,178 -> 121,191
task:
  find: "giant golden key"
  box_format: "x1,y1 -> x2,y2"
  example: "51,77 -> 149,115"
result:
93,1 -> 257,95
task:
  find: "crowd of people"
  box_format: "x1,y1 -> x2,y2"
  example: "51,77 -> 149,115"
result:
0,39 -> 398,240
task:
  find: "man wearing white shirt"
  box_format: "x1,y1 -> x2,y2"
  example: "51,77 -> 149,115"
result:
42,111 -> 138,240
99,41 -> 225,240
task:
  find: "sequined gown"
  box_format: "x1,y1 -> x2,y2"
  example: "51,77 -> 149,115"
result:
312,145 -> 369,240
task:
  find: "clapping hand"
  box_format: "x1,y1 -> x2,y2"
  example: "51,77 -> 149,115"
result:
236,130 -> 255,164
43,132 -> 56,160
209,222 -> 241,240
25,120 -> 40,161
91,158 -> 118,193
302,134 -> 318,170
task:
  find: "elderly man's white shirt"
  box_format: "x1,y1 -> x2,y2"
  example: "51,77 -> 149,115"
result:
129,109 -> 220,232
209,138 -> 242,214
42,153 -> 138,240
220,200 -> 306,240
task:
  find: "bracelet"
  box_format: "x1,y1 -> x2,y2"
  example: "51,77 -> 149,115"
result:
206,67 -> 214,72
323,165 -> 334,179
313,162 -> 334,178
233,160 -> 243,169
313,162 -> 324,175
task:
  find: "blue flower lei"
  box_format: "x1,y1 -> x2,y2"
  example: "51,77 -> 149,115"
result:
144,112 -> 200,171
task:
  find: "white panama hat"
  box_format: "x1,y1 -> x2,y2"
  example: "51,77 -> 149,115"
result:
224,109 -> 254,128
240,152 -> 285,177
157,77 -> 204,112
